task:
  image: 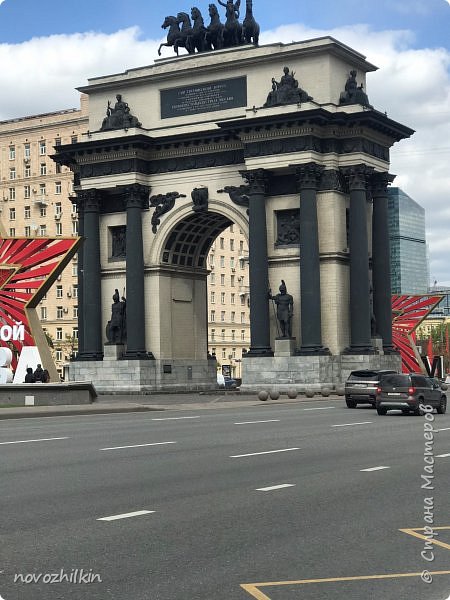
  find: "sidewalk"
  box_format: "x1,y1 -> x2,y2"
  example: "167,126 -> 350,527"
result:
0,391 -> 342,419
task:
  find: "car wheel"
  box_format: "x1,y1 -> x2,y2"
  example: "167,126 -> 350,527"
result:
345,396 -> 357,409
437,396 -> 447,415
376,407 -> 387,415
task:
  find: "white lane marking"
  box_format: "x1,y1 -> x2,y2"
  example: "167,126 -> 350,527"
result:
436,453 -> 450,458
230,447 -> 300,458
303,407 -> 335,411
360,466 -> 391,472
256,484 -> 296,492
97,510 -> 155,521
332,422 -> 373,428
0,437 -> 68,445
436,427 -> 450,432
99,441 -> 176,451
235,419 -> 281,425
151,416 -> 201,421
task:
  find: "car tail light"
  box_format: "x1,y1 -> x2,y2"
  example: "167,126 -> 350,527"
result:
376,387 -> 381,394
408,387 -> 415,395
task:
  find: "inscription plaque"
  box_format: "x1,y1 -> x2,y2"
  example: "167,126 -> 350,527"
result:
161,77 -> 247,119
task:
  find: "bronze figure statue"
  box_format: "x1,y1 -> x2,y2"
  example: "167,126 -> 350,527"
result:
242,0 -> 259,45
218,0 -> 243,47
264,67 -> 312,107
100,94 -> 141,131
269,280 -> 294,338
205,3 -> 225,50
339,70 -> 372,108
158,14 -> 194,56
106,289 -> 127,344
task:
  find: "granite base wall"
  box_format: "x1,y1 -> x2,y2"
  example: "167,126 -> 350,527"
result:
240,353 -> 402,392
68,358 -> 218,394
0,383 -> 97,405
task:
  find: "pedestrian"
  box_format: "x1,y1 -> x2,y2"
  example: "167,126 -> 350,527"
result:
33,363 -> 45,383
24,367 -> 35,383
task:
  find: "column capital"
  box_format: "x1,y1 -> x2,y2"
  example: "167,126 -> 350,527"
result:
370,172 -> 396,198
78,189 -> 101,213
123,183 -> 150,210
239,168 -> 269,195
341,164 -> 374,191
295,162 -> 324,191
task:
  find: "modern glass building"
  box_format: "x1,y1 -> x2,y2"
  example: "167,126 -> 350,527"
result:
387,187 -> 428,294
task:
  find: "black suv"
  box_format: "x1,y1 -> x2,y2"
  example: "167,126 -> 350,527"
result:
375,373 -> 447,415
344,369 -> 398,408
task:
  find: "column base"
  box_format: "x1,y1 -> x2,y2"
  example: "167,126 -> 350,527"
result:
382,346 -> 399,355
244,346 -> 274,358
121,350 -> 155,360
342,346 -> 375,355
296,345 -> 331,356
75,351 -> 104,361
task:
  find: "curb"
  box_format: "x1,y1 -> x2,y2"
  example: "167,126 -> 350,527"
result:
0,405 -> 164,420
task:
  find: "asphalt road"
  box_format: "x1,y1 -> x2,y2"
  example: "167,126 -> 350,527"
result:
1,400 -> 449,600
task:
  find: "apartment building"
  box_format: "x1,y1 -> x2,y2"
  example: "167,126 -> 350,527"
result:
0,96 -> 88,379
206,224 -> 250,379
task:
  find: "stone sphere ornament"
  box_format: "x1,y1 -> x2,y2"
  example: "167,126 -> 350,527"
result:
287,388 -> 297,399
321,387 -> 331,397
305,388 -> 315,398
258,390 -> 269,401
269,389 -> 280,400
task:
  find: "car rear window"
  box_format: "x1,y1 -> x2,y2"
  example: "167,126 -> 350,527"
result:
380,374 -> 410,386
348,370 -> 380,381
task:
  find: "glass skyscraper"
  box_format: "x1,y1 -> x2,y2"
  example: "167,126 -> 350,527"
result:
387,187 -> 428,294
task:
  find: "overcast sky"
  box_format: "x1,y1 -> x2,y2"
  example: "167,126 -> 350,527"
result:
0,0 -> 449,285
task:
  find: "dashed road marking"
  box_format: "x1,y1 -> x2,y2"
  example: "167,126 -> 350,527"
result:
235,420 -> 281,425
360,466 -> 390,472
332,422 -> 373,428
400,527 -> 450,552
303,407 -> 335,411
256,484 -> 296,492
0,437 -> 68,445
151,416 -> 201,421
99,441 -> 176,451
230,448 -> 301,458
436,453 -> 450,458
97,510 -> 155,522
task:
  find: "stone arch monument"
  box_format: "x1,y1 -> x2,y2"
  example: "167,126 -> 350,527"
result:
54,36 -> 413,393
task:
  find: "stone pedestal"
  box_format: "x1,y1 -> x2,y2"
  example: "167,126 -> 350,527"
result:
371,337 -> 384,355
274,338 -> 296,357
104,344 -> 125,360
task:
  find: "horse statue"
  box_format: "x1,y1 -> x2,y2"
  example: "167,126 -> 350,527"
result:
190,7 -> 208,53
175,12 -> 196,54
242,0 -> 259,45
205,4 -> 224,50
158,15 -> 192,56
218,0 -> 243,47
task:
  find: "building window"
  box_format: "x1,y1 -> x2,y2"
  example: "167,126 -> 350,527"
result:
24,186 -> 30,199
220,255 -> 225,268
56,327 -> 63,341
39,183 -> 46,196
72,328 -> 78,339
40,163 -> 47,176
56,163 -> 61,174
221,329 -> 225,341
210,272 -> 215,285
55,182 -> 62,194
40,307 -> 47,320
209,254 -> 215,266
73,284 -> 78,298
24,226 -> 31,236
71,135 -> 78,144
9,168 -> 16,180
9,228 -> 15,236
230,257 -> 235,269
55,202 -> 62,216
231,311 -> 235,322
220,274 -> 225,286
72,263 -> 77,277
221,292 -> 225,304
211,329 -> 215,342
55,350 -> 63,362
231,293 -> 235,305
231,330 -> 236,341
9,146 -> 15,160
24,206 -> 30,219
210,291 -> 215,304
230,239 -> 234,251
241,312 -> 245,323
211,347 -> 216,357
241,330 -> 246,340
56,285 -> 63,298
221,311 -> 225,322
24,143 -> 31,158
241,295 -> 246,306
222,348 -> 226,359
57,306 -> 64,319
219,237 -> 224,249
9,208 -> 15,220
25,165 -> 31,178
39,140 -> 46,155
231,275 -> 235,287
56,222 -> 62,236
72,221 -> 78,235
210,310 -> 215,322
73,306 -> 78,318
40,206 -> 47,218
71,203 -> 77,215
39,224 -> 46,236
9,188 -> 15,200
239,240 -> 244,252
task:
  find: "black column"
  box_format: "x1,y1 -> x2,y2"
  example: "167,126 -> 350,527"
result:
122,184 -> 154,360
295,163 -> 330,355
240,169 -> 273,357
79,190 -> 103,360
71,193 -> 84,358
342,165 -> 374,354
371,172 -> 395,352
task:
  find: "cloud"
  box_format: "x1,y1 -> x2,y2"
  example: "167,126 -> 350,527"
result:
0,22 -> 449,285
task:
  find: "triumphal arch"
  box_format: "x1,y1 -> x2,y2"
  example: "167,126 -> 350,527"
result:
54,27 -> 413,393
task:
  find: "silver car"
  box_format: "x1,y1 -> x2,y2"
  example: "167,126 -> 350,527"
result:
344,369 -> 398,408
